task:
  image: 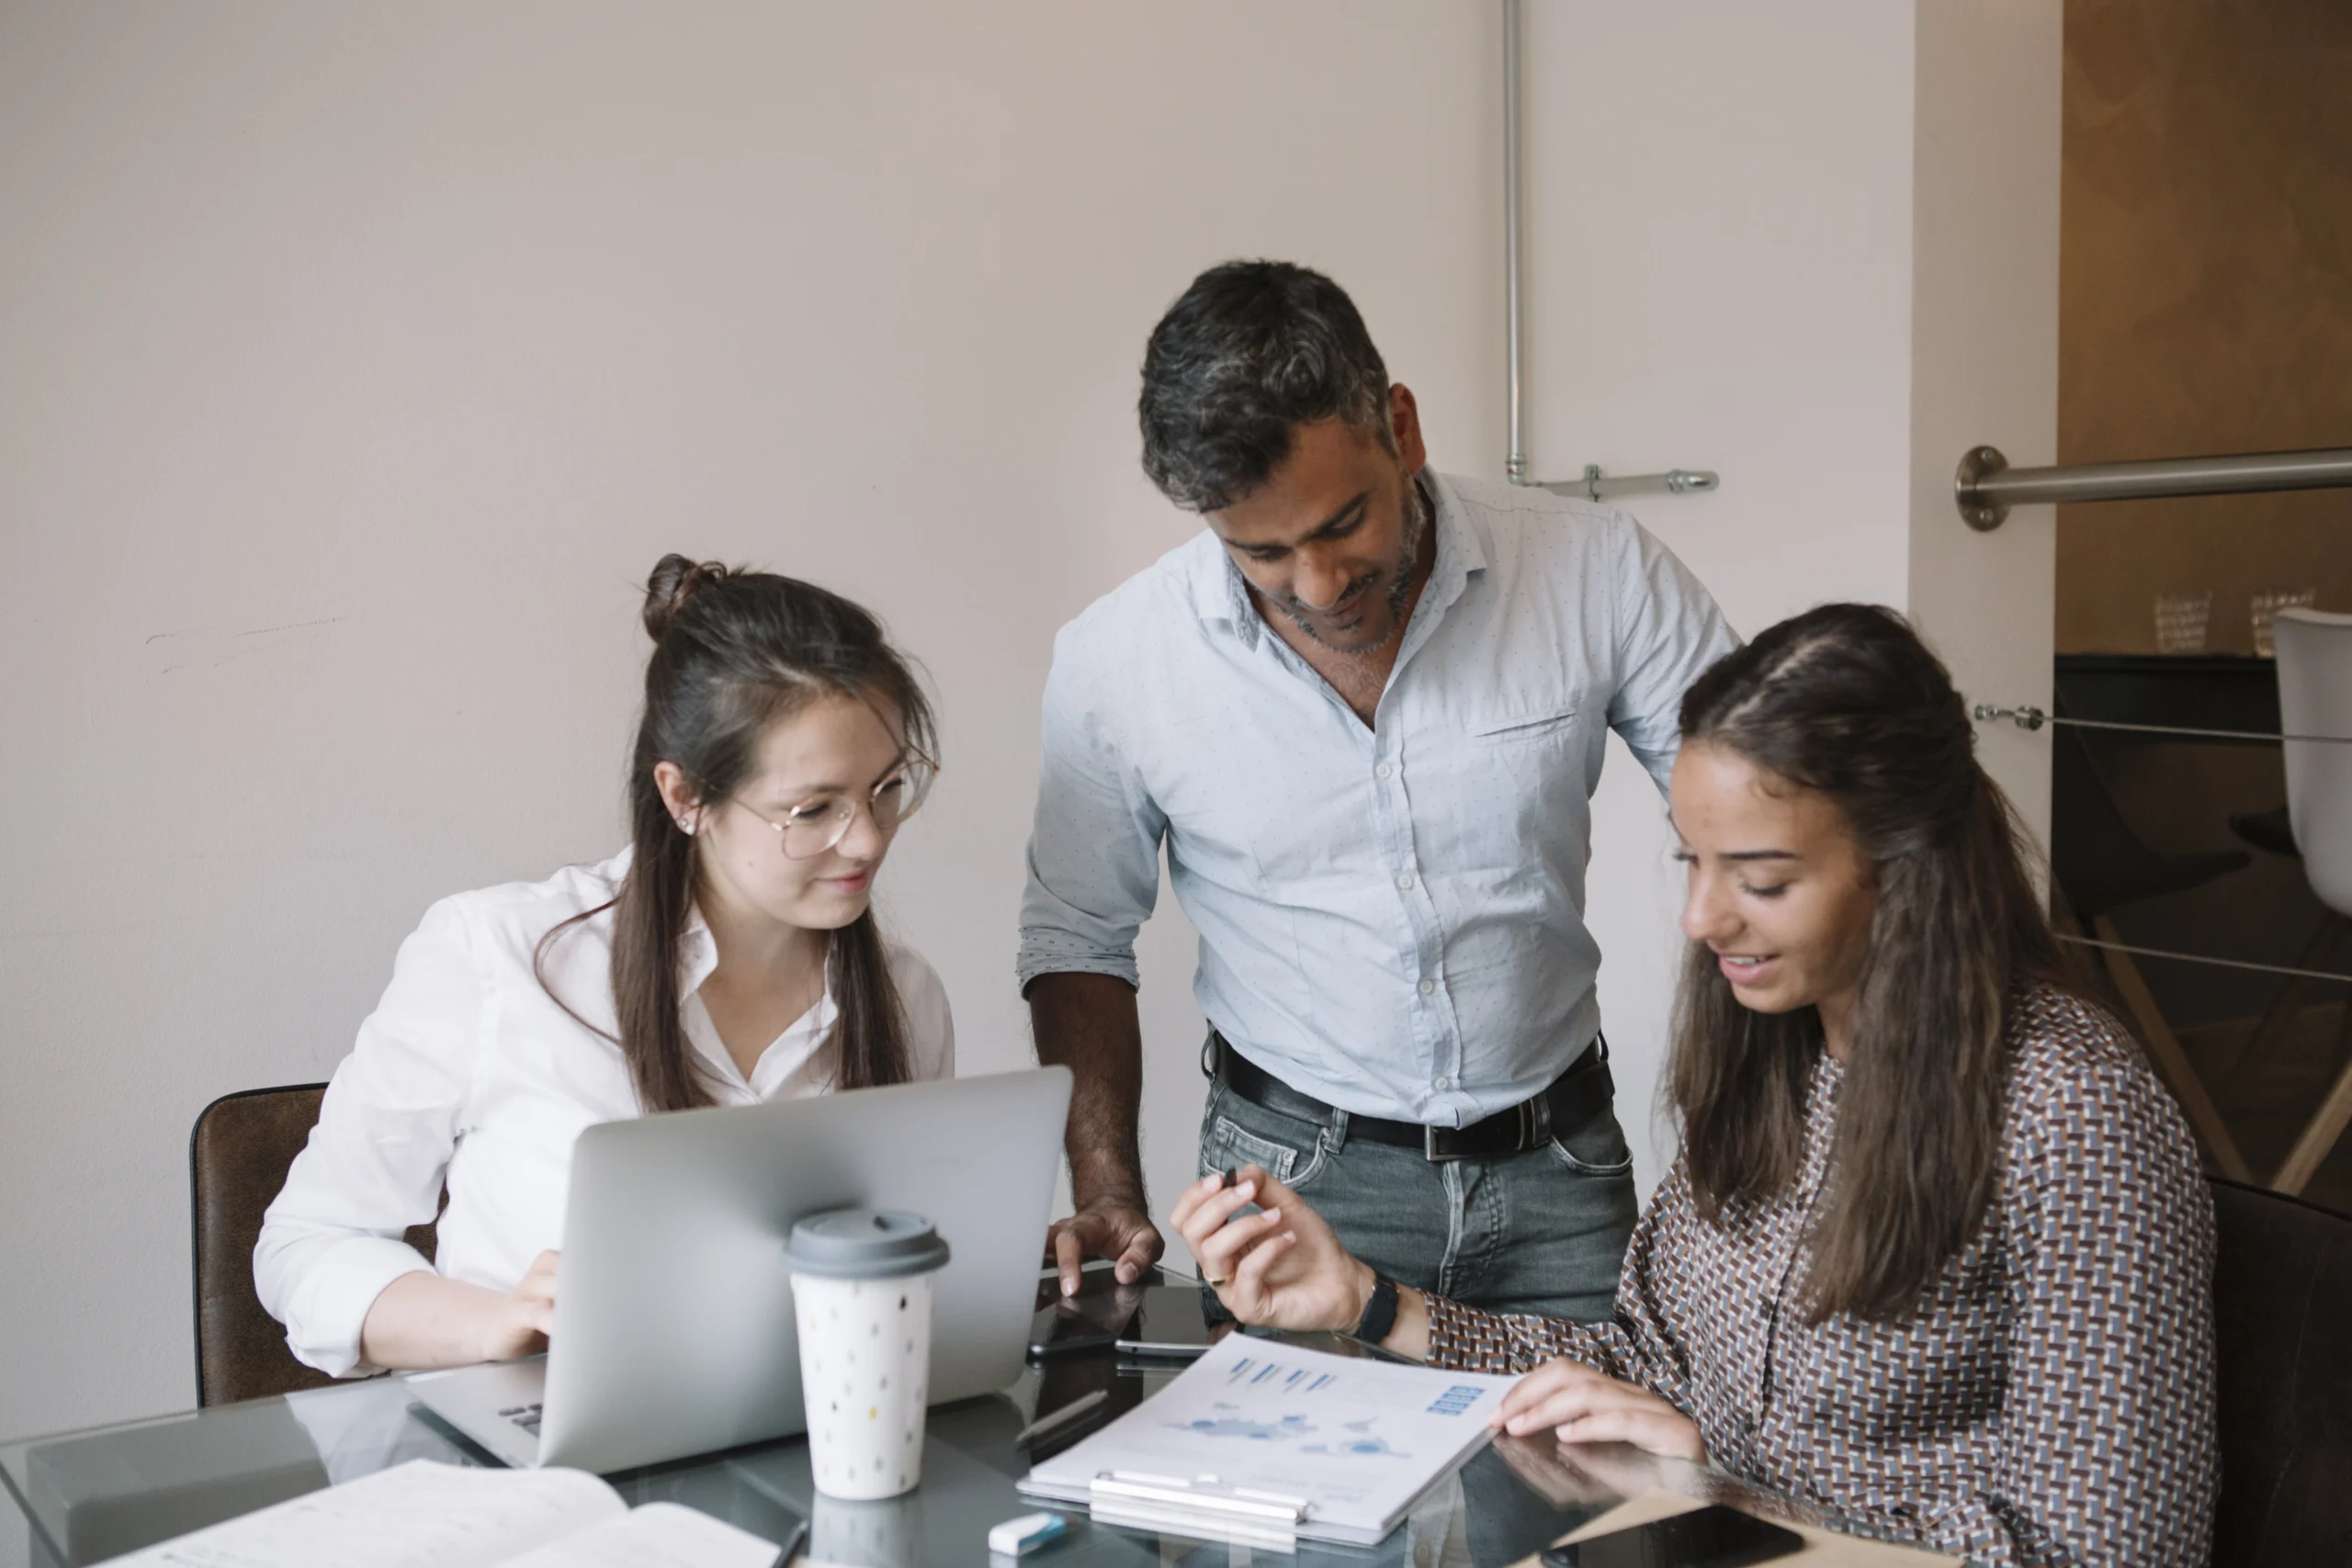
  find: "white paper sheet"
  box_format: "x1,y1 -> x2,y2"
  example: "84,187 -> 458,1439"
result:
500,1501 -> 781,1568
99,1460 -> 622,1568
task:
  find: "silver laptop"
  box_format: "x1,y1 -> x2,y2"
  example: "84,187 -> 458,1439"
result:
405,1066 -> 1071,1473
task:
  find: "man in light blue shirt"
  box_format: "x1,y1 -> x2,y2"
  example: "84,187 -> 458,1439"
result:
1022,262 -> 1737,1322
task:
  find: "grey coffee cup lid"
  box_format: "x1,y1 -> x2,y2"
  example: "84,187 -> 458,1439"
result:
783,1208 -> 951,1279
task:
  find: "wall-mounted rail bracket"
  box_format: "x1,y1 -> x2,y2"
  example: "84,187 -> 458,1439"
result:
1957,447 -> 2011,531
1956,442 -> 2352,531
1521,464 -> 1722,503
1972,703 -> 2048,730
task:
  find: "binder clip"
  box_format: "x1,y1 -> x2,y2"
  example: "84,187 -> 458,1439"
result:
1088,1470 -> 1308,1552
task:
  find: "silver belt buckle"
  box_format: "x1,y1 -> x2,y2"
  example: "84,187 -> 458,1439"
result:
1423,1125 -> 1461,1163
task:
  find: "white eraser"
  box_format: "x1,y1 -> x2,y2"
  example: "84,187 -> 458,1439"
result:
988,1512 -> 1069,1556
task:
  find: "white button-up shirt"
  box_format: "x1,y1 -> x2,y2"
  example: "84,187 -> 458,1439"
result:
1016,470 -> 1735,1127
257,850 -> 954,1377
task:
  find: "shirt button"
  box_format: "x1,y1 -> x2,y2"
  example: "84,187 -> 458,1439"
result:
1396,872 -> 1415,890
1433,1076 -> 1452,1091
1375,762 -> 1394,780
1419,978 -> 1437,996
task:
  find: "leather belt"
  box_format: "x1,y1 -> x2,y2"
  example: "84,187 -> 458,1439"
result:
1205,1032 -> 1613,1163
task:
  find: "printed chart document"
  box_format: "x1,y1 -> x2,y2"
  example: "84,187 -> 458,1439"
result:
1021,1337 -> 1518,1545
96,1459 -> 783,1568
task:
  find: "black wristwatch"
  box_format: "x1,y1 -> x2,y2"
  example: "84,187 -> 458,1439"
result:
1353,1272 -> 1400,1346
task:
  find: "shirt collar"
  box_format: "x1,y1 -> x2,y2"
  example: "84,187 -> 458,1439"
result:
1183,469 -> 1487,650
1184,525 -> 1261,642
678,902 -> 843,1092
1414,470 -> 1487,625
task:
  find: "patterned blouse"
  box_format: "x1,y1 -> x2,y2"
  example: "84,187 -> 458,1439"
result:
1422,988 -> 2217,1567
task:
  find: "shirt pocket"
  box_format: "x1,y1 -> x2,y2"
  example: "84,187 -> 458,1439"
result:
1470,704 -> 1582,744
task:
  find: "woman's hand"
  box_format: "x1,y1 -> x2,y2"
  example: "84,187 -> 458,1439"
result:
359,1249 -> 563,1371
1168,1167 -> 1372,1335
480,1250 -> 560,1362
1493,1359 -> 1707,1463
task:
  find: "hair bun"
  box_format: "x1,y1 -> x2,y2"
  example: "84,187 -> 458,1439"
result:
642,555 -> 730,641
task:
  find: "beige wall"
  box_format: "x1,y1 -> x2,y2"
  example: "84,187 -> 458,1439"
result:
0,0 -> 1508,1468
2057,0 -> 2352,651
1908,0 -> 2063,833
1518,0 -> 2060,1183
0,9 -> 2058,1550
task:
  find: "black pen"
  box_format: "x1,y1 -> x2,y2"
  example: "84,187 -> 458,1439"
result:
774,1515 -> 808,1567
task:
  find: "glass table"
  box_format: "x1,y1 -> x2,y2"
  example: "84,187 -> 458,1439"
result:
1,1278 -> 1701,1567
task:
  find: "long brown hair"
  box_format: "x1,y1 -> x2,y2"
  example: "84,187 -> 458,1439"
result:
1670,603 -> 2065,1322
537,555 -> 936,1112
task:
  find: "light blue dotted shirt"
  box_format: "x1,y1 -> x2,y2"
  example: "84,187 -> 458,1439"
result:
1016,470 -> 1738,1126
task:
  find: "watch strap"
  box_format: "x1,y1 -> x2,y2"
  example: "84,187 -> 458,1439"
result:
1353,1272 -> 1400,1346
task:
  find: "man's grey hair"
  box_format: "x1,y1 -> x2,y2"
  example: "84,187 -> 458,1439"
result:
1138,261 -> 1394,513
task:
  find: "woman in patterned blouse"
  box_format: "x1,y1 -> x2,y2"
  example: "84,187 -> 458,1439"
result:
1173,604 -> 2217,1567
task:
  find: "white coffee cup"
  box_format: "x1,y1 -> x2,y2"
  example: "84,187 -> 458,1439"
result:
785,1209 -> 952,1501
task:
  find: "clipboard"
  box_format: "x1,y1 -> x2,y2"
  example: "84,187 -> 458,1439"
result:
1087,1471 -> 1308,1551
1018,1337 -> 1517,1548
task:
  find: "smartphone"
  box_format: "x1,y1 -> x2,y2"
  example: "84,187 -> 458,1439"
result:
1026,1280 -> 1139,1359
1113,1283 -> 1218,1360
1539,1506 -> 1804,1568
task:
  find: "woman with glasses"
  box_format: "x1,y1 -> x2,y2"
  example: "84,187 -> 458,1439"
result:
258,555 -> 950,1376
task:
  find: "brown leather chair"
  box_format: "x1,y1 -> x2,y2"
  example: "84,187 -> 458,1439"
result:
189,1085 -> 438,1405
2209,1178 -> 2352,1564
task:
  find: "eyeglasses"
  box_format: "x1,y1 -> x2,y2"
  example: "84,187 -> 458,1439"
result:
727,754 -> 938,861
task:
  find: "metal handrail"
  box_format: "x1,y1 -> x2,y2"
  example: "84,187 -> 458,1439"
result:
1971,705 -> 2352,746
2059,934 -> 2352,987
1956,444 -> 2352,530
1502,0 -> 1717,505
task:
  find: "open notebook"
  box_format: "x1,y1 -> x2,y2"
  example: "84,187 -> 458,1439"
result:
97,1459 -> 784,1568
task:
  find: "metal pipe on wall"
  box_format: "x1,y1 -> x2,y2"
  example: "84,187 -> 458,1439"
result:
1500,0 -> 1716,505
1955,443 -> 2352,530
1504,0 -> 1527,485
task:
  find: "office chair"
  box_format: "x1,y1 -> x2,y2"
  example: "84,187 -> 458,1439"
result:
2208,1177 -> 2352,1565
189,1084 -> 439,1405
2266,609 -> 2352,1195
2217,807 -> 2348,1116
2049,703 -> 2252,1178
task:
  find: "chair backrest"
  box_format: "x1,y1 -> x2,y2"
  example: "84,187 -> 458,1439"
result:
2274,607 -> 2352,916
2207,1177 -> 2352,1565
189,1085 -> 440,1405
2049,694 -> 2247,919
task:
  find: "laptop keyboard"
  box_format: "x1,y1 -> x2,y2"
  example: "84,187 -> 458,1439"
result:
497,1403 -> 544,1437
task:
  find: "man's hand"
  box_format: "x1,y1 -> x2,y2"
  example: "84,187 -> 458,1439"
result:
1047,1196 -> 1163,1297
1492,1359 -> 1707,1463
479,1249 -> 560,1363
1168,1166 -> 1371,1334
1029,973 -> 1161,1295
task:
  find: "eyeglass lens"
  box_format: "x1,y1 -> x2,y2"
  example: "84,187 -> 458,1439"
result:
776,763 -> 933,860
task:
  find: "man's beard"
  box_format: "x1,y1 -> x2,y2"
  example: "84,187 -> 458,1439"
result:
1277,476 -> 1430,652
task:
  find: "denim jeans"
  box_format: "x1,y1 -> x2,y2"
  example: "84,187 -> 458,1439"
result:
1193,1053 -> 1639,1323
